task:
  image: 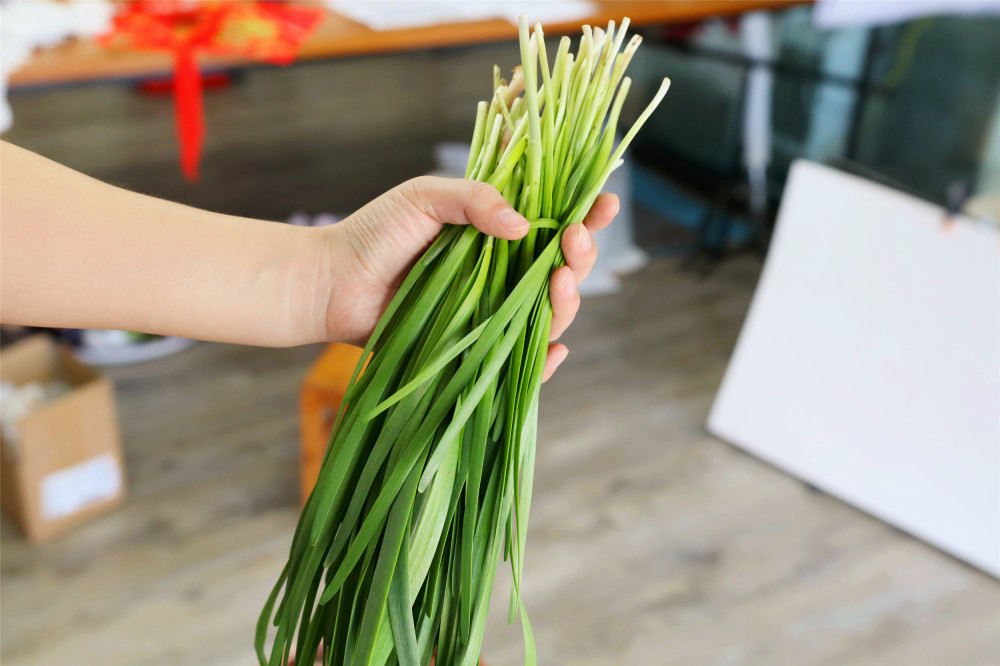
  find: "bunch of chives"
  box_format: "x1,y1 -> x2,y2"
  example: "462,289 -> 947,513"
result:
257,15 -> 669,666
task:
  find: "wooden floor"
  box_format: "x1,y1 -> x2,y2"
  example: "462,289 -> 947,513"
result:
2,256 -> 997,666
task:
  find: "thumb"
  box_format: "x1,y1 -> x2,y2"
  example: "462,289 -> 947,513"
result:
400,176 -> 531,240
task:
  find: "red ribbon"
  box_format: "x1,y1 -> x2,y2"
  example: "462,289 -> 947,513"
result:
173,44 -> 204,181
99,1 -> 322,182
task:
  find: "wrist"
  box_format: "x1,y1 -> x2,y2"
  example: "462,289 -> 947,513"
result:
283,224 -> 339,346
291,223 -> 362,346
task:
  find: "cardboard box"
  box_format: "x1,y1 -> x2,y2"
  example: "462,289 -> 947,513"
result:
299,343 -> 365,505
1,335 -> 125,541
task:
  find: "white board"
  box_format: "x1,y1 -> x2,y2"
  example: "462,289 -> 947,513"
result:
708,160 -> 1000,577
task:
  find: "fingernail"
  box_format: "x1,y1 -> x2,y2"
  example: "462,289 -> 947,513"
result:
574,223 -> 591,251
500,207 -> 530,234
560,267 -> 575,288
556,347 -> 570,367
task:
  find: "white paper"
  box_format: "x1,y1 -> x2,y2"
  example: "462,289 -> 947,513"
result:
328,1 -> 596,32
40,453 -> 122,522
708,160 -> 1000,577
814,0 -> 1000,29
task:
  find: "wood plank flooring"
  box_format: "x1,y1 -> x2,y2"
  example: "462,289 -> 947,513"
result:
3,256 -> 997,666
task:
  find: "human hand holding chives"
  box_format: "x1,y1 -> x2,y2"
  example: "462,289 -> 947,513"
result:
0,142 -> 611,381
317,175 -> 618,380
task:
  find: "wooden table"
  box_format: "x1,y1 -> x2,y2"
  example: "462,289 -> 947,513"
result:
10,0 -> 806,88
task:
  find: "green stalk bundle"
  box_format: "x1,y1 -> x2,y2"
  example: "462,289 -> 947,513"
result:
258,16 -> 669,666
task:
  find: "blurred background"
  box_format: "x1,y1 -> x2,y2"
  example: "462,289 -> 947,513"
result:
1,1 -> 998,665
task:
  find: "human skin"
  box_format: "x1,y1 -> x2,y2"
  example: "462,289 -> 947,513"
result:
0,141 -> 617,380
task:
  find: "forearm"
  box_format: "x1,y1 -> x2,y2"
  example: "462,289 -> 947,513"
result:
0,142 -> 328,347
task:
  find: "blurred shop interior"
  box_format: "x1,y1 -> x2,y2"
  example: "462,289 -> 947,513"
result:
1,2 -> 998,665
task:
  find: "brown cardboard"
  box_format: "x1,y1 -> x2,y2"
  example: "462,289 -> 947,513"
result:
300,343 -> 366,505
0,335 -> 126,541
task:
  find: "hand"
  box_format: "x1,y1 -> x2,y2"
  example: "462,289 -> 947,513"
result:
318,176 -> 619,381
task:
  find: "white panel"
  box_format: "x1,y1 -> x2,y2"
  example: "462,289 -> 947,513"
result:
709,160 -> 1000,576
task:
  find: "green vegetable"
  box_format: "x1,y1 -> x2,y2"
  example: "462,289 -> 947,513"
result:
257,15 -> 669,666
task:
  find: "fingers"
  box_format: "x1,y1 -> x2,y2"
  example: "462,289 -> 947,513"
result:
561,222 -> 598,286
400,179 -> 617,379
548,265 -> 579,341
545,195 -> 619,378
562,194 -> 617,287
542,343 -> 569,383
582,193 -> 619,235
401,178 -> 618,245
402,176 -> 530,240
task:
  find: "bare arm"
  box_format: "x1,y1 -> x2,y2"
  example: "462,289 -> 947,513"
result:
0,141 -> 615,378
1,141 -> 322,346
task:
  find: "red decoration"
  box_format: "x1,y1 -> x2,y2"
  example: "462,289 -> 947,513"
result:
100,1 -> 323,181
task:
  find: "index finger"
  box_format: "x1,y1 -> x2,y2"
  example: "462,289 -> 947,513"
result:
403,176 -> 531,240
